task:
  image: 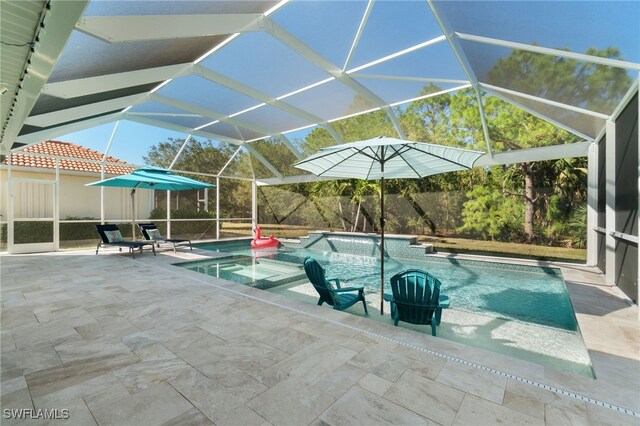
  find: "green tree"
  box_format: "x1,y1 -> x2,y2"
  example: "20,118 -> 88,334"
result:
458,184 -> 524,241
400,84 -> 455,145
249,138 -> 304,177
479,47 -> 630,242
144,137 -> 235,173
309,179 -> 350,231
350,179 -> 380,232
144,137 -> 251,218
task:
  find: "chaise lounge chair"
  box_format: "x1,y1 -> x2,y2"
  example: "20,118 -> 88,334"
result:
138,222 -> 192,253
303,256 -> 368,314
95,224 -> 156,258
384,269 -> 449,336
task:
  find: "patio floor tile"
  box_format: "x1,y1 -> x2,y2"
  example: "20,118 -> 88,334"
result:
385,370 -> 466,425
1,251 -> 638,425
453,394 -> 542,426
85,383 -> 193,426
319,386 -> 428,425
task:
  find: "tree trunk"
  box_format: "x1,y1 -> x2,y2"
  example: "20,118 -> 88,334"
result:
353,201 -> 361,232
523,162 -> 535,243
402,194 -> 437,234
337,199 -> 347,231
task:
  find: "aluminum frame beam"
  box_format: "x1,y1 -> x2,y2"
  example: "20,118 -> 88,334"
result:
474,141 -> 591,167
277,135 -> 303,160
76,14 -> 265,43
480,83 -> 610,119
346,36 -> 447,75
352,74 -> 468,86
243,144 -> 283,178
483,86 -> 596,141
427,0 -> 493,157
150,93 -> 285,142
123,113 -> 242,145
456,32 -> 640,71
586,142 -> 599,266
265,18 -> 407,139
343,0 -> 374,72
194,65 -> 344,143
169,135 -> 193,169
605,119 -> 616,285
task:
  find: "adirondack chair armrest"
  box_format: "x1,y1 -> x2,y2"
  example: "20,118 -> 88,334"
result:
333,286 -> 364,293
383,293 -> 394,302
326,277 -> 341,288
438,295 -> 450,309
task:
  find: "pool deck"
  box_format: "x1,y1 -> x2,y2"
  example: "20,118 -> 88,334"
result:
1,246 -> 638,425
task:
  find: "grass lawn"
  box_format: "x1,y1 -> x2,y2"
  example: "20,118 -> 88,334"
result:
419,235 -> 586,263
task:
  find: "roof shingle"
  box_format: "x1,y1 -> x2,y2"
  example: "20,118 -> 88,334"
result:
5,140 -> 135,175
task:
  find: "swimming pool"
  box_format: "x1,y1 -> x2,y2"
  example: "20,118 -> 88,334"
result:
180,239 -> 593,377
189,240 -> 577,331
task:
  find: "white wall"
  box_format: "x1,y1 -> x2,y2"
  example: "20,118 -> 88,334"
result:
0,168 -> 152,221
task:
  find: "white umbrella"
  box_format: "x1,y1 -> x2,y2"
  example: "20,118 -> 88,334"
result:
294,136 -> 485,315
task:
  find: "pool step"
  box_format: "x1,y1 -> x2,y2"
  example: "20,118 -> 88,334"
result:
410,243 -> 434,254
219,265 -> 243,272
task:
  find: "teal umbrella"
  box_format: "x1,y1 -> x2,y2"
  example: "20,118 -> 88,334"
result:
86,166 -> 214,191
295,137 -> 484,315
87,166 -> 215,237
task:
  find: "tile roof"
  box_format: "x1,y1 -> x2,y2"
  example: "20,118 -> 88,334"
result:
5,140 -> 135,175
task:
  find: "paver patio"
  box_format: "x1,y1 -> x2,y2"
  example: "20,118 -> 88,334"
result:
1,247 -> 638,425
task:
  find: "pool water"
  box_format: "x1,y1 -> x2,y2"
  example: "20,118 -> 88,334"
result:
193,241 -> 576,331
177,254 -> 302,286
185,240 -> 593,377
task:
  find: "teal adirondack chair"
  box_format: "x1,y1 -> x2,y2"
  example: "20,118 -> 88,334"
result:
384,269 -> 449,336
303,257 -> 369,314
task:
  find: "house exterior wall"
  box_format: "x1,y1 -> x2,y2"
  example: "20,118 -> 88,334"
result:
0,168 -> 152,224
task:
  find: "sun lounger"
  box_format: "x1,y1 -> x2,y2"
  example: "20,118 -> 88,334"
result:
95,224 -> 156,258
138,223 -> 192,253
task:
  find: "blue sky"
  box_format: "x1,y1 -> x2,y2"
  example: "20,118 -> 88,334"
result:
61,121 -> 186,165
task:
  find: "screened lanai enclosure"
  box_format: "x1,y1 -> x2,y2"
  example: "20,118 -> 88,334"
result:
1,1 -> 638,302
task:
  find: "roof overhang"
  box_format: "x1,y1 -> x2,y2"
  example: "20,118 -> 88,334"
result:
1,0 -> 88,154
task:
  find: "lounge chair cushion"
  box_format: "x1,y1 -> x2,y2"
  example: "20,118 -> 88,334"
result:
146,228 -> 162,239
104,229 -> 124,243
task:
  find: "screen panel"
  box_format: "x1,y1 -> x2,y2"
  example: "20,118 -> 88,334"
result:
201,32 -> 331,98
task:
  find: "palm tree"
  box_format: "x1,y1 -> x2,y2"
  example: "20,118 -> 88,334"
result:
310,180 -> 350,231
350,179 -> 380,232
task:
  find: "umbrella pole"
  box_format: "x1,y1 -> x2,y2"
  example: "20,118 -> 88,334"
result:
131,188 -> 136,240
380,170 -> 385,315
